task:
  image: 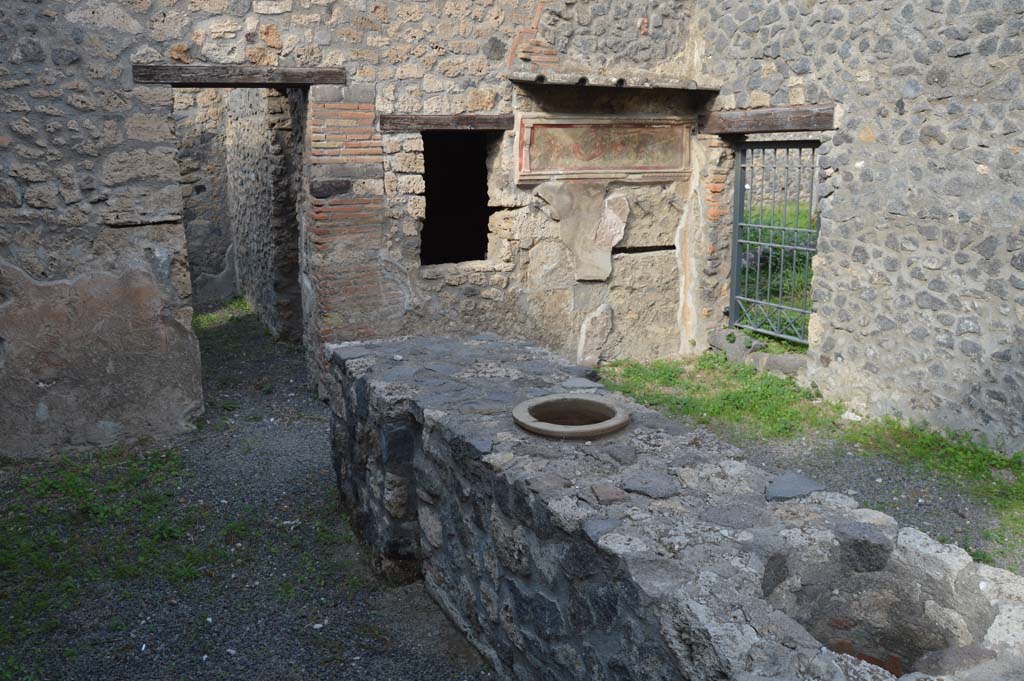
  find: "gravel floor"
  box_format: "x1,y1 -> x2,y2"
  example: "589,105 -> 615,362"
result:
1,311 -> 492,681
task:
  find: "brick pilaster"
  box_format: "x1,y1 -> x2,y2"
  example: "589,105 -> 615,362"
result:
305,84 -> 400,346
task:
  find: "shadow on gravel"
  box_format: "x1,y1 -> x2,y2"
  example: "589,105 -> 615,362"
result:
0,304 -> 492,681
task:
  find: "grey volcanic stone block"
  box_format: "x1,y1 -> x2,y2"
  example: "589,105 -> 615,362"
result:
835,521 -> 894,573
700,500 -> 770,529
762,353 -> 807,377
761,553 -> 790,597
766,471 -> 825,501
621,470 -> 680,498
914,644 -> 997,675
581,516 -> 621,543
561,376 -> 604,390
591,483 -> 627,505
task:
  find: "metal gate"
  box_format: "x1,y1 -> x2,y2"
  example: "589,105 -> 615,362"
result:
730,141 -> 820,344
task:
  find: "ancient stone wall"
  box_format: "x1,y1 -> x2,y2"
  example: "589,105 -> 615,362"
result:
174,88 -> 236,310
368,82 -> 704,365
3,0 -> 1020,455
295,0 -> 700,379
0,0 -> 395,456
0,0 -> 700,455
695,1 -> 1024,450
225,88 -> 303,341
326,336 -> 1024,681
532,0 -> 698,79
0,1 -> 202,458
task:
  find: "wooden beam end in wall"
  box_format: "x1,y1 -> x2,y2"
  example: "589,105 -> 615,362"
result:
700,104 -> 835,135
131,64 -> 348,88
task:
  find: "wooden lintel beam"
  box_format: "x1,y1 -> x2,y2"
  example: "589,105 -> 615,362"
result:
700,105 -> 835,135
131,64 -> 348,87
380,114 -> 515,132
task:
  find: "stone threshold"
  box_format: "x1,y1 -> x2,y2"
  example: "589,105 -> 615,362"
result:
324,334 -> 1024,681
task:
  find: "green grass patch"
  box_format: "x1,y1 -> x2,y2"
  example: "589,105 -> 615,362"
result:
600,352 -> 841,439
192,297 -> 252,331
220,517 -> 259,544
744,200 -> 815,230
0,656 -> 39,681
0,448 -> 236,649
843,418 -> 1024,509
601,351 -> 1024,570
735,200 -> 817,342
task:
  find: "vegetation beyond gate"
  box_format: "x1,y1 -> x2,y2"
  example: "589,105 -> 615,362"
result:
731,143 -> 820,343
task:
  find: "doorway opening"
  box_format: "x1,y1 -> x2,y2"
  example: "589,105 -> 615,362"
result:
174,86 -> 307,342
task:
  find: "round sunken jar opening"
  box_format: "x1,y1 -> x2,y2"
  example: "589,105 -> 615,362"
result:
512,394 -> 629,439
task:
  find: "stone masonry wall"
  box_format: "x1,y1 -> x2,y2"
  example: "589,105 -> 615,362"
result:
174,87 -> 236,310
371,84 -> 704,366
226,88 -> 303,341
0,0 -> 699,455
3,0 -> 1021,455
694,1 -> 1024,451
326,336 -> 1024,681
0,1 -> 203,458
297,0 -> 700,372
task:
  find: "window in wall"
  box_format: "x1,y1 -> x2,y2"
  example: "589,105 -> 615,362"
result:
420,131 -> 496,265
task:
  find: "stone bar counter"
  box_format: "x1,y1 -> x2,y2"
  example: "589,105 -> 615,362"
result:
324,335 -> 1024,681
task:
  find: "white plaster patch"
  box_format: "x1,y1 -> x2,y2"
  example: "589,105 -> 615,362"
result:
547,496 -> 595,533
984,603 -> 1024,649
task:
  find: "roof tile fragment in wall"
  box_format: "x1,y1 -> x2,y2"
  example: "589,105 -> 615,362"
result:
508,1 -> 561,69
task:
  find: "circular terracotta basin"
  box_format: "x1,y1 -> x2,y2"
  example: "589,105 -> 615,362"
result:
512,393 -> 630,439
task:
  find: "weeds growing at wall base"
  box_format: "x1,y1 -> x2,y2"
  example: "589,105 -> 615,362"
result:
192,297 -> 251,331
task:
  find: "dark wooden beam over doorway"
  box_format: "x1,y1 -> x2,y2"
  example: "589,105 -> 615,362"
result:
131,64 -> 348,88
700,104 -> 835,135
379,114 -> 515,132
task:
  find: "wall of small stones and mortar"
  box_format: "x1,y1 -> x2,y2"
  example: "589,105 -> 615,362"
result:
0,0 -> 448,456
226,87 -> 303,341
292,0 -> 701,390
174,87 -> 236,310
379,125 -> 689,363
0,0 -> 700,455
693,1 -> 1024,451
372,85 -> 705,365
0,1 -> 204,458
3,0 -> 1021,454
326,336 -> 1024,681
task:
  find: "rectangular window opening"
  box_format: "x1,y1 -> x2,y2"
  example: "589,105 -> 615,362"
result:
420,131 -> 498,266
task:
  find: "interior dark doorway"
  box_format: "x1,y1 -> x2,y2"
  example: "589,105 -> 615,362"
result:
420,131 -> 497,266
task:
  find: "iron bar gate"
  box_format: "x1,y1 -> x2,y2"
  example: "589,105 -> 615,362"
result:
730,141 -> 820,344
